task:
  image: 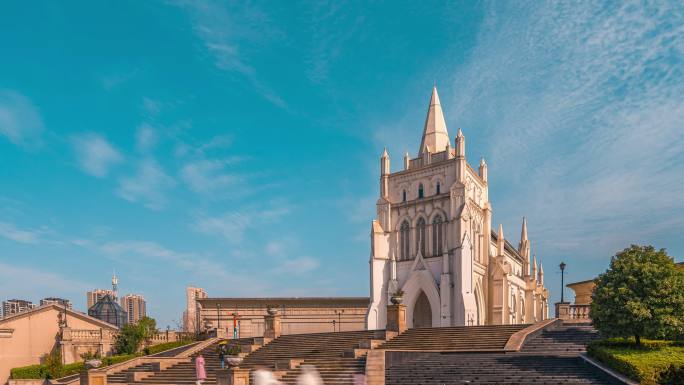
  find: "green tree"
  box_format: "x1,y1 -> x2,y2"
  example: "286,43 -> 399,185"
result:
114,317 -> 158,354
43,349 -> 64,379
590,245 -> 684,345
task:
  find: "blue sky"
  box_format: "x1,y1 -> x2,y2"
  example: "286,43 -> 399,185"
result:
1,1 -> 682,328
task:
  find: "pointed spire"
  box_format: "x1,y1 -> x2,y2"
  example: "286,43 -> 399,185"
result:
455,128 -> 465,158
539,261 -> 544,285
497,224 -> 505,256
479,157 -> 488,182
532,255 -> 538,283
521,217 -> 528,242
382,147 -> 388,158
419,86 -> 450,155
403,151 -> 410,170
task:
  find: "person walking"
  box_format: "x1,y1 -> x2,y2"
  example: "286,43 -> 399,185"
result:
217,343 -> 228,369
195,353 -> 207,385
296,365 -> 322,385
253,367 -> 281,385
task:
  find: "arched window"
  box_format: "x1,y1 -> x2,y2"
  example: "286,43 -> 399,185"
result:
521,299 -> 525,317
511,293 -> 516,313
402,190 -> 407,202
400,221 -> 410,260
432,215 -> 443,256
416,217 -> 426,256
418,184 -> 424,199
436,182 -> 441,195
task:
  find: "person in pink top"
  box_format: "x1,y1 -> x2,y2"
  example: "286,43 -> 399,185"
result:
195,353 -> 207,385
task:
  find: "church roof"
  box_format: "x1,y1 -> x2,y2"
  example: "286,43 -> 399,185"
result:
490,229 -> 525,262
419,86 -> 450,155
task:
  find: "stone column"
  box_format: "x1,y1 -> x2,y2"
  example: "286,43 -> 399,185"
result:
386,304 -> 407,333
228,368 -> 250,385
264,312 -> 281,339
554,302 -> 570,320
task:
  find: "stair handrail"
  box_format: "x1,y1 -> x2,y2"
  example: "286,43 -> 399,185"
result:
504,318 -> 561,352
178,337 -> 220,358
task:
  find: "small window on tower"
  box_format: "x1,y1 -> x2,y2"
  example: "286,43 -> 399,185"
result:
402,190 -> 407,202
436,182 -> 441,195
418,184 -> 424,199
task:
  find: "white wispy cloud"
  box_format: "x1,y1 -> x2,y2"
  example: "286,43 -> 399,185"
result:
0,262 -> 94,303
180,158 -> 243,194
273,256 -> 320,275
0,221 -> 42,244
175,1 -> 287,109
71,133 -> 123,177
0,90 -> 44,148
193,203 -> 291,244
136,124 -> 158,151
118,159 -> 176,210
441,1 -> 684,260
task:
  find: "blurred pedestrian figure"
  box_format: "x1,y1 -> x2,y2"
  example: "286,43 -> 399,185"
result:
253,367 -> 281,385
296,365 -> 322,385
195,353 -> 206,385
352,373 -> 366,385
217,342 -> 228,369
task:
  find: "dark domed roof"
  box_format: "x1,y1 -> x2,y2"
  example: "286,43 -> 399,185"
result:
88,294 -> 127,328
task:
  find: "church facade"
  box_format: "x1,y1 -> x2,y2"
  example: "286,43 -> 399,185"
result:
366,87 -> 549,329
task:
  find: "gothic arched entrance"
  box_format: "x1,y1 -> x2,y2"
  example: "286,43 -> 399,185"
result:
412,291 -> 432,328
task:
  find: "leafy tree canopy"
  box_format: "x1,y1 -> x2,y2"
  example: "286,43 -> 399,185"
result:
590,245 -> 684,345
115,317 -> 158,354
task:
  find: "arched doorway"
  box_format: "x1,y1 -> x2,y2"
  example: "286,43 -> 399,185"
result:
412,291 -> 432,328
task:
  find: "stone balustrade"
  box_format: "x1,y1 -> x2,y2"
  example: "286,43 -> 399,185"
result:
568,304 -> 591,321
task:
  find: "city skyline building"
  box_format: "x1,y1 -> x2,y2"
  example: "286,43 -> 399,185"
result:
183,286 -> 207,333
121,294 -> 146,324
39,297 -> 72,309
2,299 -> 36,318
86,289 -> 115,310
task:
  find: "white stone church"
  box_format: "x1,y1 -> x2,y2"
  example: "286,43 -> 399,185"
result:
366,87 -> 549,329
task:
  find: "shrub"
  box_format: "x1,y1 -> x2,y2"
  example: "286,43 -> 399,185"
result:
10,353 -> 138,379
10,365 -> 46,379
591,245 -> 684,345
659,364 -> 684,385
588,339 -> 684,385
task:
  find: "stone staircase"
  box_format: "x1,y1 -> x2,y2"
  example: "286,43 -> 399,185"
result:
519,324 -> 600,355
125,342 -> 223,385
385,353 -> 619,384
107,363 -> 158,384
385,323 -> 620,385
279,357 -> 367,385
239,330 -> 381,384
378,324 -> 528,351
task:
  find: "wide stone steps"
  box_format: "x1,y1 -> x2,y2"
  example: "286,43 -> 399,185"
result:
240,330 -> 378,369
129,342 -> 225,385
108,364 -> 158,383
386,354 -> 620,385
378,324 -> 528,351
279,358 -> 367,385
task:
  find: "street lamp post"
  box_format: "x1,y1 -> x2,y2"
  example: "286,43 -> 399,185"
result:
216,303 -> 221,330
559,261 -> 567,303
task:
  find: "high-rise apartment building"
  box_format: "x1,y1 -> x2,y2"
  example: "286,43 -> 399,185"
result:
120,294 -> 146,324
39,297 -> 73,309
2,299 -> 35,317
87,289 -> 115,309
183,287 -> 207,333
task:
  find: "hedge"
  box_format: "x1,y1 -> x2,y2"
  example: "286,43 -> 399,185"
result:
587,339 -> 684,385
10,354 -> 138,379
